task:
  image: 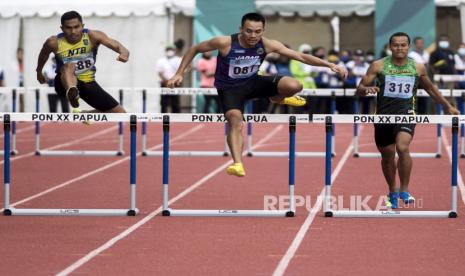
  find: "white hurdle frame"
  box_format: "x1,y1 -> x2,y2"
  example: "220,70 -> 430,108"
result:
2,112 -> 140,216
140,88 -> 230,157
246,89 -> 342,158
32,87 -> 125,156
159,113 -> 306,217
349,89 -> 450,158
313,114 -> 463,218
0,87 -> 22,155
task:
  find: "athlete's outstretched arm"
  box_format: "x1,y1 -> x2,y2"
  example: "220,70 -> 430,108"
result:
167,36 -> 229,88
356,61 -> 381,96
264,38 -> 348,80
90,30 -> 129,62
417,63 -> 460,115
36,36 -> 57,84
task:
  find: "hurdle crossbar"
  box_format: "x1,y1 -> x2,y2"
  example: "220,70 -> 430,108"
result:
32,88 -> 125,157
161,114 -> 303,217
246,89 -> 342,158
2,114 -> 139,216
313,114 -> 462,218
139,89 -> 229,157
351,89 -> 452,158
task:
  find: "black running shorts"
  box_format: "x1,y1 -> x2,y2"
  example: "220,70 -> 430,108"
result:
216,75 -> 283,113
54,73 -> 119,112
374,124 -> 416,148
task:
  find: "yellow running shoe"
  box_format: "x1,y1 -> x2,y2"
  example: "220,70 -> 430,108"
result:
270,95 -> 307,107
72,108 -> 92,125
226,163 -> 246,177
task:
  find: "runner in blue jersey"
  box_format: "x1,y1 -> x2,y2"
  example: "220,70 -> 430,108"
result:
167,13 -> 348,177
357,32 -> 459,208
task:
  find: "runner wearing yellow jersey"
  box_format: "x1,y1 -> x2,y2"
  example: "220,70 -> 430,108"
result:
36,11 -> 128,113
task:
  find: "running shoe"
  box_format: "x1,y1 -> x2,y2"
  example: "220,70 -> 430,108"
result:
226,163 -> 246,177
399,191 -> 415,204
386,192 -> 399,209
66,86 -> 80,108
72,108 -> 92,125
270,95 -> 307,107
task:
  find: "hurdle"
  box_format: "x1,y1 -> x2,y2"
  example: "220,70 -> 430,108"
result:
140,88 -> 229,157
349,89 -> 450,158
33,87 -> 125,156
160,113 -> 306,217
0,87 -> 21,155
246,89 -> 341,158
314,114 -> 463,218
2,112 -> 139,216
452,89 -> 465,158
435,75 -> 465,158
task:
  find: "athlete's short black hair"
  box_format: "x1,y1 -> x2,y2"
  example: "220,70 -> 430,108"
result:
61,11 -> 83,25
241,13 -> 265,27
389,32 -> 411,45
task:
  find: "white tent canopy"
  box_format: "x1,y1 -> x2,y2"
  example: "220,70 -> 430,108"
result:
0,0 -> 195,112
256,0 -> 465,17
0,0 -> 195,17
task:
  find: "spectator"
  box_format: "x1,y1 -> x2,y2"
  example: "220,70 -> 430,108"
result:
409,37 -> 430,66
380,43 -> 392,58
196,51 -> 219,113
157,45 -> 182,113
409,36 -> 432,114
347,49 -> 371,114
17,48 -> 25,112
454,43 -> 465,89
0,65 -> 4,87
430,34 -> 456,107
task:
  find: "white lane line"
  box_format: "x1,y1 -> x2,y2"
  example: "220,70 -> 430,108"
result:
441,128 -> 465,205
272,126 -> 363,276
0,125 -> 204,212
56,125 -> 284,276
0,125 -> 118,165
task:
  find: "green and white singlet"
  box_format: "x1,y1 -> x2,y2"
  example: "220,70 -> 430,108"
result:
375,57 -> 419,115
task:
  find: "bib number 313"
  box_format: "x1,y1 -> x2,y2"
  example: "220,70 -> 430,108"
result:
384,75 -> 415,99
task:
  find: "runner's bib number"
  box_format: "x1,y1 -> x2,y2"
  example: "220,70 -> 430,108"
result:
228,58 -> 261,79
384,75 -> 415,99
73,57 -> 95,75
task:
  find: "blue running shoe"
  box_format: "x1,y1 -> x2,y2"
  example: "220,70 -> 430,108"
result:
399,191 -> 415,204
386,192 -> 399,209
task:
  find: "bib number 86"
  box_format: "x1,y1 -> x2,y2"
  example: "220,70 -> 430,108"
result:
76,60 -> 93,70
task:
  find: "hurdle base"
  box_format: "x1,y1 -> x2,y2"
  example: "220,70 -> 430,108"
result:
353,152 -> 441,158
327,210 -> 454,218
143,151 -> 229,157
285,211 -> 295,217
10,150 -> 18,156
449,211 -> 458,218
247,151 -> 327,158
324,211 -> 333,217
165,209 -> 292,217
37,150 -> 124,157
162,209 -> 171,216
6,208 -> 139,216
460,154 -> 465,159
3,209 -> 12,216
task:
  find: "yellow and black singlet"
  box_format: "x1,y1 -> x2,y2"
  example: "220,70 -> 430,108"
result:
55,29 -> 97,83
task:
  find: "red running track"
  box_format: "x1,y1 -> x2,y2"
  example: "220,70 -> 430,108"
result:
0,121 -> 464,275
